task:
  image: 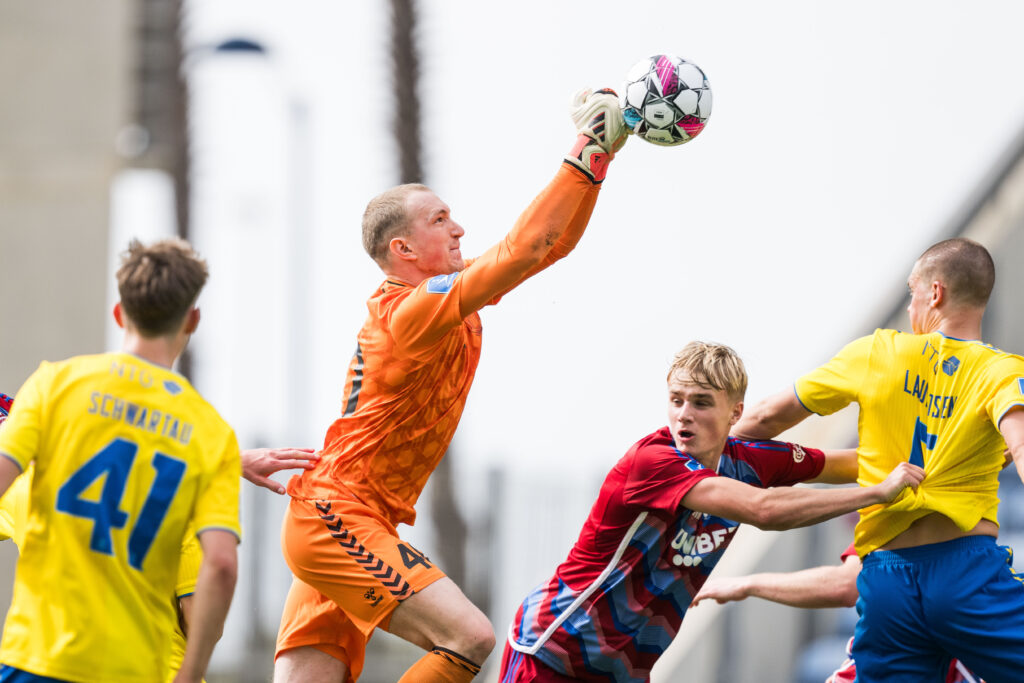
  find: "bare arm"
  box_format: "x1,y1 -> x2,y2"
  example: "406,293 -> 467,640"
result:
173,530 -> 238,683
691,554 -> 861,609
732,388 -> 812,440
679,462 -> 924,531
1000,407 -> 1024,486
808,448 -> 859,484
241,447 -> 318,495
0,456 -> 21,500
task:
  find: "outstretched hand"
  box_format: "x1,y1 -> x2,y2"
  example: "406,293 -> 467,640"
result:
241,447 -> 319,495
690,576 -> 748,608
876,461 -> 926,503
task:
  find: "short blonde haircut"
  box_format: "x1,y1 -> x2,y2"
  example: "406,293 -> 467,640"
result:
667,341 -> 748,401
361,183 -> 430,265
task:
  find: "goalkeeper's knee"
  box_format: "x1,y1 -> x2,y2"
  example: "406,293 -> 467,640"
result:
564,88 -> 628,183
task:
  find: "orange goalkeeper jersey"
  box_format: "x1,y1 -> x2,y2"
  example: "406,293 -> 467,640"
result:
288,164 -> 600,525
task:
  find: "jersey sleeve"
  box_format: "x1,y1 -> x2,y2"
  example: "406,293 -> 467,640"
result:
0,364 -> 51,473
794,334 -> 875,416
735,439 -> 826,487
0,466 -> 32,547
986,357 -> 1024,427
388,166 -> 599,356
192,430 -> 242,540
623,441 -> 716,513
839,541 -> 857,561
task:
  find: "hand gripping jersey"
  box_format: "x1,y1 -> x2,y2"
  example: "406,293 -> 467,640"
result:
507,428 -> 824,682
288,165 -> 601,526
0,353 -> 241,683
795,330 -> 1024,555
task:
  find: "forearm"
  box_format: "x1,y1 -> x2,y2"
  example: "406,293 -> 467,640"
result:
175,563 -> 235,682
737,565 -> 858,608
457,166 -> 595,316
755,484 -> 882,531
514,174 -> 599,280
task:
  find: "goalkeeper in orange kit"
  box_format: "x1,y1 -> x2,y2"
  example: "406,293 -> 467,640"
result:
273,89 -> 629,683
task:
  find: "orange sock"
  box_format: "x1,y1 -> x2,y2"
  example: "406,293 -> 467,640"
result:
396,647 -> 481,683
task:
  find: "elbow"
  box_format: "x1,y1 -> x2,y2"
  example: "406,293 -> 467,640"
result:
206,549 -> 239,593
837,584 -> 859,608
746,493 -> 789,531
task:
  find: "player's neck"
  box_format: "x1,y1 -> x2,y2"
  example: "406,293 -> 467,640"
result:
120,331 -> 185,370
934,312 -> 983,341
382,263 -> 430,287
691,449 -> 722,472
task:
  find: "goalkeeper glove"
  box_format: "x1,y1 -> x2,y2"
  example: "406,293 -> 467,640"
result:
564,88 -> 628,183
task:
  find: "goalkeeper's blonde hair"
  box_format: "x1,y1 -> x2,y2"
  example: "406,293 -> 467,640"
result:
362,183 -> 430,265
668,341 -> 747,401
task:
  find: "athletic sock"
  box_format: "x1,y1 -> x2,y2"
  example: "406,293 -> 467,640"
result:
396,647 -> 482,682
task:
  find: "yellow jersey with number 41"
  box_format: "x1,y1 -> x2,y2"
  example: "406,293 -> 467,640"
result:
795,330 -> 1024,556
0,352 -> 241,683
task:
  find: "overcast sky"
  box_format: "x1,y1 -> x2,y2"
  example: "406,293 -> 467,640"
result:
184,0 -> 1024,481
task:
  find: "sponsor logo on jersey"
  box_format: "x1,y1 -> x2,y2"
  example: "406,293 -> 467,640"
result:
163,380 -> 183,395
426,272 -> 458,293
792,444 -> 806,463
1018,378 -> 1024,395
669,511 -> 738,567
942,356 -> 961,376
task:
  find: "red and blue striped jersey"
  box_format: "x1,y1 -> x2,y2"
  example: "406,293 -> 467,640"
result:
506,427 -> 824,681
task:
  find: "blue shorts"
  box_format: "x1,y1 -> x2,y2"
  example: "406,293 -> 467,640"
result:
0,667 -> 69,683
853,535 -> 1024,683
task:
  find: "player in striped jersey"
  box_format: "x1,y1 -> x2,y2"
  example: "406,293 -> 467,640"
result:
274,88 -> 630,683
735,238 -> 1024,682
499,342 -> 923,682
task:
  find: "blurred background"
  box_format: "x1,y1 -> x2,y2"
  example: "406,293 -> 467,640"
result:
3,1 -> 1024,681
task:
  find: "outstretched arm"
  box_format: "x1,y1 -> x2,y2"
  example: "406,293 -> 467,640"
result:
680,462 -> 924,531
241,447 -> 318,495
732,388 -> 813,440
691,554 -> 860,609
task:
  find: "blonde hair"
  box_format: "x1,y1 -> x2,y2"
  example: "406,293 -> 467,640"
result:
667,341 -> 748,401
361,183 -> 431,265
116,238 -> 208,337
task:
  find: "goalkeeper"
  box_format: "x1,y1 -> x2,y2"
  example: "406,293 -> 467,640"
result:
273,88 -> 628,683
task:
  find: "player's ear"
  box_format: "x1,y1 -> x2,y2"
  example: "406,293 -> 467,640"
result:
389,236 -> 417,263
113,303 -> 125,329
930,280 -> 944,308
730,401 -> 744,425
184,307 -> 200,335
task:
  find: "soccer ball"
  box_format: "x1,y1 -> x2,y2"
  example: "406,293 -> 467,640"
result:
621,54 -> 712,146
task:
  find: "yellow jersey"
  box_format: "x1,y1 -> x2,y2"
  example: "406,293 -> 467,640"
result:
0,464 -> 30,547
796,330 -> 1024,555
0,352 -> 241,682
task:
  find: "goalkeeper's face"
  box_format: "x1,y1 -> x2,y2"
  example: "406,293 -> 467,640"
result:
666,371 -> 743,466
404,189 -> 466,276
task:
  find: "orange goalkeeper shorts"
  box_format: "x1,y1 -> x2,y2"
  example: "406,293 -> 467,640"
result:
275,496 -> 446,671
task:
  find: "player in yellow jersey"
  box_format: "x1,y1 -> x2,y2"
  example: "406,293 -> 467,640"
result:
733,238 -> 1024,682
0,239 -> 241,683
274,89 -> 629,683
0,396 -> 317,682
